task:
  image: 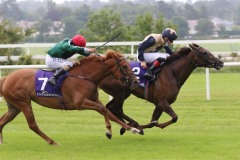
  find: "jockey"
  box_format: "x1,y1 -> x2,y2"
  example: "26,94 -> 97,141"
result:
138,28 -> 178,79
46,34 -> 96,86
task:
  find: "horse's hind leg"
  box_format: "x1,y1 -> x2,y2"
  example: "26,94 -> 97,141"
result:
20,103 -> 59,145
0,103 -> 21,144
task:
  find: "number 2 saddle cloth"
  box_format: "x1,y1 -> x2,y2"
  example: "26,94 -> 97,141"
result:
129,61 -> 150,88
35,70 -> 68,97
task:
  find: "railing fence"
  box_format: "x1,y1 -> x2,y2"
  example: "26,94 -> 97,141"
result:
0,62 -> 239,101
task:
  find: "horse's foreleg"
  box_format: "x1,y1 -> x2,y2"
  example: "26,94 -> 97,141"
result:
0,103 -> 20,144
80,99 -> 112,139
140,106 -> 163,129
20,103 -> 59,145
106,99 -> 126,123
96,99 -> 140,135
156,100 -> 178,129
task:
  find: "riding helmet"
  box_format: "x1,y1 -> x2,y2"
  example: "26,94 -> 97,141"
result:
162,28 -> 178,42
72,35 -> 86,47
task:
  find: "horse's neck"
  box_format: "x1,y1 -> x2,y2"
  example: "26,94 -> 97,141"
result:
171,53 -> 197,86
73,62 -> 110,84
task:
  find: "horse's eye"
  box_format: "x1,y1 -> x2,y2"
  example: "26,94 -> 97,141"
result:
123,65 -> 128,69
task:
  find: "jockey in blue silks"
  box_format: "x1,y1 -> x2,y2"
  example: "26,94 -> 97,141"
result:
138,28 -> 178,79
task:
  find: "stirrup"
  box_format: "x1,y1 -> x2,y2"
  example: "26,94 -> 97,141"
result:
48,77 -> 57,86
144,71 -> 156,81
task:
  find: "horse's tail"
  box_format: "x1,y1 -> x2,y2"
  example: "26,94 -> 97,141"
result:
0,76 -> 7,97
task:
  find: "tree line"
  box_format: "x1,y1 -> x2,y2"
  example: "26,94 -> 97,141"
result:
1,0 -> 240,43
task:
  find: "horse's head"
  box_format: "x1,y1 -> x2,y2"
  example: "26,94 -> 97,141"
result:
105,50 -> 139,89
189,43 -> 224,70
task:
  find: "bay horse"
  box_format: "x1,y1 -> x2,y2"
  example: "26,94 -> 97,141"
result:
99,43 -> 224,134
0,50 -> 140,145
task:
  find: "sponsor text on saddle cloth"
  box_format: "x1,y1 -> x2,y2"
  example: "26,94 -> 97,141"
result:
130,61 -> 149,87
35,70 -> 68,97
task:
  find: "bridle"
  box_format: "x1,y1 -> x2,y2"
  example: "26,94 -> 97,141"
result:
184,46 -> 215,68
170,46 -> 212,86
108,56 -> 136,86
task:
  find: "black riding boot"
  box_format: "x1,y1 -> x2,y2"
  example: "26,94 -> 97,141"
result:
48,68 -> 66,86
144,64 -> 156,80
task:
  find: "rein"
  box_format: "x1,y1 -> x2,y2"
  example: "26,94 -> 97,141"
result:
108,57 -> 136,87
68,55 -> 135,87
170,47 -> 201,86
68,74 -> 95,83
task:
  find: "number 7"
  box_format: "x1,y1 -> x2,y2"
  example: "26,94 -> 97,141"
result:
38,78 -> 48,90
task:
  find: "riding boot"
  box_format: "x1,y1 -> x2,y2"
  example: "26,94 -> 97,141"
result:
48,68 -> 66,86
144,64 -> 156,80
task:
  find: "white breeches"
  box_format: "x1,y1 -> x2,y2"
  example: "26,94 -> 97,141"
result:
142,52 -> 170,63
45,54 -> 73,69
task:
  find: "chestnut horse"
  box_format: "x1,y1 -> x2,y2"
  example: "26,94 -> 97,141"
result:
0,50 -> 140,145
99,44 -> 224,134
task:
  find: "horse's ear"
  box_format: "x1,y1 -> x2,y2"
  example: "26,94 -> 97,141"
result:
184,47 -> 192,53
177,46 -> 191,54
189,43 -> 200,50
105,50 -> 113,59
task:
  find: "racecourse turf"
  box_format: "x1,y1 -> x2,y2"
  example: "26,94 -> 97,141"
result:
0,73 -> 239,160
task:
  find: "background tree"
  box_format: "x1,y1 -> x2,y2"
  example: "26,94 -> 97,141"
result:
180,4 -> 199,20
155,1 -> 176,19
197,5 -> 208,19
0,17 -> 33,66
172,16 -> 189,38
0,0 -> 27,21
35,19 -> 53,42
132,12 -> 154,40
195,18 -> 214,36
233,5 -> 240,25
81,9 -> 124,42
62,16 -> 82,38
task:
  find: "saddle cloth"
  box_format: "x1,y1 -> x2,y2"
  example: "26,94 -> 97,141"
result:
129,61 -> 148,87
35,70 -> 68,97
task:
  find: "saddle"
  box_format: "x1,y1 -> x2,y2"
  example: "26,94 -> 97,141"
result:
35,69 -> 68,97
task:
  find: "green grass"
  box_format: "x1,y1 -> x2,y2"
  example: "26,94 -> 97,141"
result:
0,73 -> 239,160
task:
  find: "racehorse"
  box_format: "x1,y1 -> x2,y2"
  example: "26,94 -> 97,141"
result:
99,43 -> 224,134
0,50 -> 140,145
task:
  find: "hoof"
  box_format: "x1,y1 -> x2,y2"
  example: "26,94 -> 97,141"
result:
149,120 -> 158,128
150,120 -> 158,126
106,132 -> 112,139
130,127 -> 141,134
139,129 -> 144,135
120,128 -> 126,135
50,142 -> 61,146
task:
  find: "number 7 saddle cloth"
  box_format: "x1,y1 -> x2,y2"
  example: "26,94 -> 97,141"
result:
35,70 -> 68,97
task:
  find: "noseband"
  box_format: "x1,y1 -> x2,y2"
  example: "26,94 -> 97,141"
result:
184,47 -> 213,68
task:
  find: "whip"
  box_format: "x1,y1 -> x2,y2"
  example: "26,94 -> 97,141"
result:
96,32 -> 121,50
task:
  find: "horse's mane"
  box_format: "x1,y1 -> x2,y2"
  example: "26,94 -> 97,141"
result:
165,46 -> 191,64
78,50 -> 123,65
105,49 -> 123,59
78,53 -> 104,65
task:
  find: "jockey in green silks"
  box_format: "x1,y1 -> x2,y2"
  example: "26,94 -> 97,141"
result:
45,35 -> 96,86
